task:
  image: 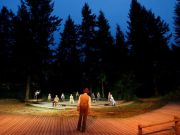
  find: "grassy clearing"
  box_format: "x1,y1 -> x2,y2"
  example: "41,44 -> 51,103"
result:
0,98 -> 166,118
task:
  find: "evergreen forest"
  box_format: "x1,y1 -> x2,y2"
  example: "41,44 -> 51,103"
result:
0,0 -> 180,101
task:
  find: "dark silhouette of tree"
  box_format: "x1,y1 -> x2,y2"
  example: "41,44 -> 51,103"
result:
95,10 -> 114,97
56,16 -> 81,92
96,10 -> 114,65
13,0 -> 33,99
127,0 -> 171,97
80,3 -> 96,88
13,0 -> 61,100
0,7 -> 15,97
115,25 -> 126,50
174,0 -> 180,45
0,0 -> 177,99
172,0 -> 180,89
111,25 -> 131,99
114,24 -> 128,74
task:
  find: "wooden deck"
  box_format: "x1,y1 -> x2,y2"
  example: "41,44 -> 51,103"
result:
0,103 -> 180,135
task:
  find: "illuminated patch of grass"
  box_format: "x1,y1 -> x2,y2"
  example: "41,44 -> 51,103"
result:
0,98 -> 166,118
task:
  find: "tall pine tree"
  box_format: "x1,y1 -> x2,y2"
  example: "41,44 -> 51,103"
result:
95,10 -> 114,97
172,0 -> 180,90
111,25 -> 131,99
0,7 -> 15,97
13,0 -> 33,99
127,0 -> 171,97
174,0 -> 180,45
56,16 -> 80,92
114,24 -> 128,75
80,3 -> 96,88
14,0 -> 61,100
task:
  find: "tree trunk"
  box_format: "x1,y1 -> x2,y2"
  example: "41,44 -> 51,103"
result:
154,77 -> 158,97
101,80 -> 105,98
25,75 -> 30,101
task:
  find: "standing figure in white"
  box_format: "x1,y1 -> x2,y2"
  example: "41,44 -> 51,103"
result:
61,93 -> 65,102
69,94 -> 74,104
97,92 -> 101,101
48,93 -> 51,101
110,94 -> 116,106
75,91 -> 79,100
34,90 -> 40,101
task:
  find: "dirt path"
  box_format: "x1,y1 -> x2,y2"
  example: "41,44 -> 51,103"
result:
0,103 -> 179,135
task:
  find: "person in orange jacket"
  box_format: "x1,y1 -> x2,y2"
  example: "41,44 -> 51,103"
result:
77,88 -> 91,132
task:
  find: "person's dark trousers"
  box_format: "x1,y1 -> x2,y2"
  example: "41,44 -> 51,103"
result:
77,105 -> 88,132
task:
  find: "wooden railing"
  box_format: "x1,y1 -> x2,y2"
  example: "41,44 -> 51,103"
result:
138,116 -> 180,135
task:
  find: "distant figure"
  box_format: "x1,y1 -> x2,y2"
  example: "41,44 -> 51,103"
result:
48,93 -> 51,102
69,94 -> 75,104
110,94 -> 116,106
91,93 -> 96,103
53,95 -> 59,107
75,91 -> 79,100
108,92 -> 111,102
97,92 -> 101,101
77,88 -> 91,132
34,90 -> 40,101
61,93 -> 65,102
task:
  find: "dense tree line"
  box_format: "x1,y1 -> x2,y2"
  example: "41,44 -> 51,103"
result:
0,0 -> 179,100
172,0 -> 180,92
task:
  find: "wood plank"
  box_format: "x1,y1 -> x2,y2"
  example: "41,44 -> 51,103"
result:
0,103 -> 179,135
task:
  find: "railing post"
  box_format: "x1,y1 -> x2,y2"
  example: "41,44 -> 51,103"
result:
138,125 -> 142,135
174,116 -> 180,135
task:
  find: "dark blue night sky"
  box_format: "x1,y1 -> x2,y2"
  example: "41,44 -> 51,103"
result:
0,0 -> 176,45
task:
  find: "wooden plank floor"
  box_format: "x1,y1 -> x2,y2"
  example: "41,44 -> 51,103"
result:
0,103 -> 179,135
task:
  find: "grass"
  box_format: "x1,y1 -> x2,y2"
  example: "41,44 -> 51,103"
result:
0,98 -> 166,118
90,98 -> 165,118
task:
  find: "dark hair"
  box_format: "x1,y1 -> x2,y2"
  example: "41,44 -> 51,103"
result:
83,88 -> 89,93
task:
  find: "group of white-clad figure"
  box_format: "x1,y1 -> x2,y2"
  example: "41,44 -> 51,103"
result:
47,91 -> 116,107
47,92 -> 79,107
91,91 -> 116,106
